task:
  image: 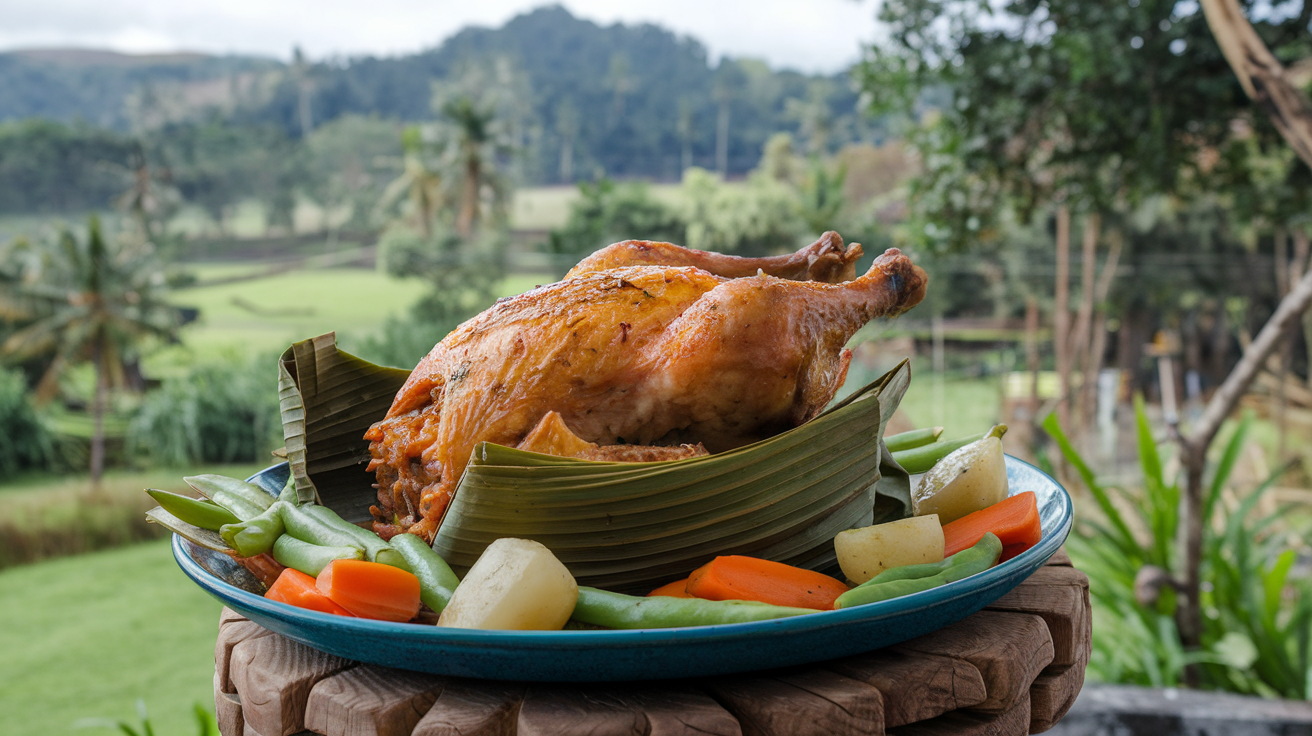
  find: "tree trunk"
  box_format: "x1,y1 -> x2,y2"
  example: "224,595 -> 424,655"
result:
716,103 -> 730,176
1026,295 -> 1040,417
1070,213 -> 1101,425
458,153 -> 481,238
90,348 -> 107,493
1201,0 -> 1312,167
1177,264 -> 1312,682
560,139 -> 574,183
1183,4 -> 1312,684
1054,205 -> 1072,430
1082,229 -> 1123,425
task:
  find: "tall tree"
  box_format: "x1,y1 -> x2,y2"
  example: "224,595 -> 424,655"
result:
555,100 -> 579,183
430,60 -> 519,237
377,126 -> 445,238
0,217 -> 183,486
712,62 -> 744,177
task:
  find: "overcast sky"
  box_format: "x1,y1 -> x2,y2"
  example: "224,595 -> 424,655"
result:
0,0 -> 882,74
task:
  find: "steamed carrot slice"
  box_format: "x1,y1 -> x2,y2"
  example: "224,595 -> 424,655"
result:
317,559 -> 421,622
266,568 -> 354,616
647,577 -> 693,598
685,556 -> 850,610
942,491 -> 1042,558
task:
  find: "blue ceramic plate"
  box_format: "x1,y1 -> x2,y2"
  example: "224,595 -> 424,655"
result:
173,456 -> 1071,682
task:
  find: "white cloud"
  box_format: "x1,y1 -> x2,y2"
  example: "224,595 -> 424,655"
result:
0,0 -> 880,73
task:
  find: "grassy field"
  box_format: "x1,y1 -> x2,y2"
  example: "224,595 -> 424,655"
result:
0,464 -> 269,569
157,267 -> 547,366
0,539 -> 223,736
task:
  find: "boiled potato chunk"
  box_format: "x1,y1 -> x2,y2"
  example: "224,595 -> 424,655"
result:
912,424 -> 1008,524
437,538 -> 578,630
835,515 -> 944,584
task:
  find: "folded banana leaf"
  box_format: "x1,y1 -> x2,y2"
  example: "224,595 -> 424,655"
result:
277,332 -> 913,591
432,360 -> 911,593
278,333 -> 409,518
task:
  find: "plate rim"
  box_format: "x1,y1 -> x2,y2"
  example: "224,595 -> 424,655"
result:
173,454 -> 1073,649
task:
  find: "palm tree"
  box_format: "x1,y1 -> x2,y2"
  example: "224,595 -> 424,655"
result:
429,61 -> 518,238
376,127 -> 445,237
0,217 -> 183,487
437,94 -> 511,237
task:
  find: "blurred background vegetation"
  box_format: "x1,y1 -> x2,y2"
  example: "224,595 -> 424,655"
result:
5,2 -> 1312,733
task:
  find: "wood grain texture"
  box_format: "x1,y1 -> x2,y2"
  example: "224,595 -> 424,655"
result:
896,611 -> 1053,714
229,633 -> 354,736
215,672 -> 244,736
1028,663 -> 1085,734
702,668 -> 882,736
827,648 -> 986,728
412,681 -> 523,736
986,566 -> 1089,668
518,683 -> 742,736
213,556 -> 1089,736
887,693 -> 1030,736
1045,549 -> 1071,567
221,606 -> 251,628
304,665 -> 445,736
217,620 -> 275,694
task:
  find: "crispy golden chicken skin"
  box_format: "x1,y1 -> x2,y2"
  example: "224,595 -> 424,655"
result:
364,234 -> 927,540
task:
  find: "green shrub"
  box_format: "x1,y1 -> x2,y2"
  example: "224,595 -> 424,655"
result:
128,355 -> 281,466
1048,398 -> 1312,697
0,367 -> 52,474
543,179 -> 687,277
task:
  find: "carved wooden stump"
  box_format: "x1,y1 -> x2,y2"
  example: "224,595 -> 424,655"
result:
214,551 -> 1089,736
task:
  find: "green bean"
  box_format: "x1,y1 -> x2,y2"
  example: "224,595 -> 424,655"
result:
571,587 -> 816,629
280,502 -> 366,550
271,535 -> 362,577
277,474 -> 299,505
287,504 -> 405,567
145,489 -> 240,531
220,502 -> 286,558
893,425 -> 1008,474
891,431 -> 985,473
884,427 -> 944,453
184,475 -> 272,520
388,533 -> 461,614
834,533 -> 1002,609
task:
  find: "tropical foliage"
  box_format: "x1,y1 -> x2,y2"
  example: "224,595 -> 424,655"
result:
128,354 -> 281,467
1049,401 -> 1312,697
0,217 -> 183,483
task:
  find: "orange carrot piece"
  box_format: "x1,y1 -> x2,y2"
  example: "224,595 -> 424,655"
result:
266,568 -> 354,616
942,491 -> 1042,558
999,543 -> 1029,563
685,556 -> 849,610
647,578 -> 693,598
317,559 -> 421,622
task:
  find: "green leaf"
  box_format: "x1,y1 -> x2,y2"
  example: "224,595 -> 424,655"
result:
1214,631 -> 1260,671
278,333 -> 411,520
1263,550 -> 1296,630
1206,412 -> 1252,525
1042,411 -> 1139,558
192,703 -> 217,736
1133,394 -> 1163,491
432,361 -> 911,593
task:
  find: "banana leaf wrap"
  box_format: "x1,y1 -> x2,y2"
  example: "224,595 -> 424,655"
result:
277,332 -> 912,593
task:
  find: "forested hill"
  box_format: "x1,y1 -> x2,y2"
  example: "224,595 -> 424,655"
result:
0,50 -> 279,130
0,5 -> 871,180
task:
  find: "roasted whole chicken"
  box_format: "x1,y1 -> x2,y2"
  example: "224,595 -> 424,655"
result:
365,232 -> 928,540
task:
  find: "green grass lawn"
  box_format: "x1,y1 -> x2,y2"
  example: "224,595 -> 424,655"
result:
0,539 -> 223,736
162,267 -> 548,364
